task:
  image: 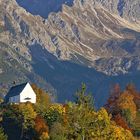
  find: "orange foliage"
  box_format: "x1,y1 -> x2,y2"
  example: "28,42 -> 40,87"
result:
106,83 -> 140,132
126,84 -> 140,109
126,84 -> 140,99
40,131 -> 49,140
117,91 -> 137,120
105,84 -> 121,114
34,115 -> 49,135
114,114 -> 132,131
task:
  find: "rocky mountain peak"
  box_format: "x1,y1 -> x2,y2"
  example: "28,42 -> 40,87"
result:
73,0 -> 140,23
1,0 -> 140,106
1,0 -> 140,75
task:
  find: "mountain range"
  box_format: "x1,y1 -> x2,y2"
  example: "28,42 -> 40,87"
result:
0,0 -> 140,107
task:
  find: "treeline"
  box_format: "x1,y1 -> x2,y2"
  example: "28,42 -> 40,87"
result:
105,83 -> 140,137
0,83 -> 140,140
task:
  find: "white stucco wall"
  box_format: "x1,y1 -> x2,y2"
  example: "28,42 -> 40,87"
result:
20,83 -> 36,103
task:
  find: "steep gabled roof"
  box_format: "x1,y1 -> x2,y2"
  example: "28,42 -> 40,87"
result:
5,82 -> 28,102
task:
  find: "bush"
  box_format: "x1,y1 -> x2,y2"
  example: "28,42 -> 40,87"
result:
0,127 -> 7,140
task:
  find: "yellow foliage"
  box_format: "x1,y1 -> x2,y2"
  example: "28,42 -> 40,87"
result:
110,125 -> 134,140
18,103 -> 37,129
49,104 -> 65,114
31,84 -> 51,110
97,108 -> 111,122
40,131 -> 49,140
18,103 -> 37,119
89,108 -> 134,140
117,91 -> 137,119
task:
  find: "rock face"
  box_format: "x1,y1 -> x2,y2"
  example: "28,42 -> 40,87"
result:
0,0 -> 140,106
46,1 -> 140,75
73,0 -> 140,22
16,0 -> 140,23
0,0 -> 56,97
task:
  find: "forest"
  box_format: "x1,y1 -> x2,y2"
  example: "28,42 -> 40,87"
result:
0,83 -> 140,140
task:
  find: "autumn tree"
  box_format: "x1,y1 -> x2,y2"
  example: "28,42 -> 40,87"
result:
0,127 -> 7,140
126,83 -> 136,94
18,103 -> 37,129
117,91 -> 137,121
113,114 -> 132,131
44,104 -> 65,128
34,115 -> 49,140
3,103 -> 37,140
50,104 -> 134,140
49,122 -> 66,140
105,83 -> 139,132
31,84 -> 51,115
50,84 -> 95,139
92,108 -> 134,140
49,84 -> 134,140
14,103 -> 36,139
105,83 -> 121,115
126,83 -> 140,109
